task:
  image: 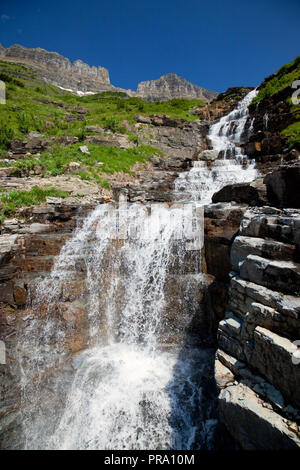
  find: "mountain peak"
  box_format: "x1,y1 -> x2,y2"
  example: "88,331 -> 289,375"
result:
0,44 -> 218,101
136,73 -> 217,102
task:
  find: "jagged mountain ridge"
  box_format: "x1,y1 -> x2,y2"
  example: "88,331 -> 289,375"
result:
137,72 -> 217,102
0,43 -> 217,101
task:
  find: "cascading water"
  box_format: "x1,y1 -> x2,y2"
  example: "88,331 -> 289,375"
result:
175,89 -> 258,203
19,201 -> 216,450
19,91 -> 258,450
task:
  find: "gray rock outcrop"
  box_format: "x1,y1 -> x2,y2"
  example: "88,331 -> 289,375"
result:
0,44 -> 115,93
136,73 -> 217,102
215,206 -> 300,449
0,45 -> 218,101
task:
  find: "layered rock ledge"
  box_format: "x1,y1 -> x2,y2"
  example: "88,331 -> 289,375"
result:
214,206 -> 300,449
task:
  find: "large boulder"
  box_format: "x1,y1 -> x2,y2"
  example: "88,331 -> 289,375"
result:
239,254 -> 300,295
212,179 -> 267,206
218,383 -> 300,450
231,236 -> 296,272
198,150 -> 219,161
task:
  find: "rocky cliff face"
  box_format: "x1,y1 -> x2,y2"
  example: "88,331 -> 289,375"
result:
201,56 -> 300,449
214,204 -> 300,449
205,168 -> 300,449
136,73 -> 217,102
0,44 -> 115,93
0,44 -> 218,100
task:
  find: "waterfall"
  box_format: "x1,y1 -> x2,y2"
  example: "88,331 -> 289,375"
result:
263,112 -> 269,130
249,117 -> 255,137
19,91 -> 259,450
174,89 -> 258,203
19,201 -> 217,450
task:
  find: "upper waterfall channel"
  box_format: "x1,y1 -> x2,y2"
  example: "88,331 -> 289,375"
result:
19,91 -> 258,450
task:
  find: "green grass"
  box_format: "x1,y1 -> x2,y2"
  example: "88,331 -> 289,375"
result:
0,186 -> 69,222
281,122 -> 300,150
81,94 -> 205,122
0,59 -> 164,187
0,60 -> 205,157
10,142 -> 161,180
276,56 -> 300,75
249,56 -> 300,151
251,56 -> 300,105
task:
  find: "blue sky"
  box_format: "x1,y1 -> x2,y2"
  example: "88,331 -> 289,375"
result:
0,0 -> 299,92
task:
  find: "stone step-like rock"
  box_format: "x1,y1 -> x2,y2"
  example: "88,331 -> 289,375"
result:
239,254 -> 300,295
216,349 -> 289,412
217,312 -> 245,361
218,382 -> 300,450
0,167 -> 16,177
251,326 -> 300,409
231,236 -> 296,271
0,234 -> 19,265
240,207 -> 300,251
248,301 -> 300,340
229,273 -> 300,321
84,134 -> 133,149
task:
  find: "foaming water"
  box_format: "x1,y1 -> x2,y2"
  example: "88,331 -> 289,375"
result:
46,344 -> 215,450
19,202 -> 215,450
175,89 -> 258,203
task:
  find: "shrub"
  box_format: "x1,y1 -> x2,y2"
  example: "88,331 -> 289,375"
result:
34,86 -> 46,94
128,134 -> 139,145
77,124 -> 87,142
0,72 -> 24,87
102,116 -> 126,133
0,122 -> 14,148
281,122 -> 300,150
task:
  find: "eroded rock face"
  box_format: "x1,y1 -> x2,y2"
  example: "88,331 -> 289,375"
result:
204,203 -> 247,335
264,164 -> 300,208
0,203 -> 95,449
0,44 -> 115,93
0,44 -> 219,101
113,117 -> 210,203
136,73 -> 217,102
0,195 -> 213,449
215,206 -> 300,449
195,87 -> 253,121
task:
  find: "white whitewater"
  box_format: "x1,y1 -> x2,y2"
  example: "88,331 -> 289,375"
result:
20,202 -> 214,450
20,91 -> 258,450
175,89 -> 258,203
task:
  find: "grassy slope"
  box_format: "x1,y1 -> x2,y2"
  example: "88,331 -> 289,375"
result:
251,56 -> 300,105
0,60 -> 205,147
250,56 -> 300,149
0,60 -> 205,221
9,143 -> 161,181
0,186 -> 69,222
